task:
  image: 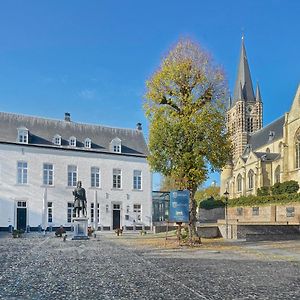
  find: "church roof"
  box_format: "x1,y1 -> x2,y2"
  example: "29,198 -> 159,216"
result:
0,111 -> 148,157
248,115 -> 285,150
254,152 -> 280,161
232,37 -> 255,106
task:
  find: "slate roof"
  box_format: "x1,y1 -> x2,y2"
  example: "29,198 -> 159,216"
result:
0,112 -> 148,157
254,152 -> 281,161
248,115 -> 285,150
232,37 -> 255,105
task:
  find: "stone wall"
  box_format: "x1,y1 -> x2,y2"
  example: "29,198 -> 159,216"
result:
199,207 -> 225,223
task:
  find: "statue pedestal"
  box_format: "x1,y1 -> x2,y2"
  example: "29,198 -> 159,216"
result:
72,217 -> 89,240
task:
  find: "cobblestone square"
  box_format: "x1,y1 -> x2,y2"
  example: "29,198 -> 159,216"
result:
1,233 -> 300,299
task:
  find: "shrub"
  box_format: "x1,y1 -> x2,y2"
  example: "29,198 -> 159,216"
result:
199,197 -> 225,210
257,186 -> 270,196
271,180 -> 299,195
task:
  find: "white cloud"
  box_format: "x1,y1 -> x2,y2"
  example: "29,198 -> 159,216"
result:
79,89 -> 96,100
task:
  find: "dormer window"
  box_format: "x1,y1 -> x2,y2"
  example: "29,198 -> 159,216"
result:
69,136 -> 76,147
110,137 -> 121,153
17,127 -> 29,144
53,134 -> 61,146
84,138 -> 91,149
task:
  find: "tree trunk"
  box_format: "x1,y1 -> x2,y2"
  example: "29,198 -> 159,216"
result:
188,188 -> 201,244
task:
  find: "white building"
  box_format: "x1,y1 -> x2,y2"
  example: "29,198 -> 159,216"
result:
0,112 -> 152,231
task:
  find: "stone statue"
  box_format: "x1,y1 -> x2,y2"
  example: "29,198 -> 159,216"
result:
73,181 -> 87,218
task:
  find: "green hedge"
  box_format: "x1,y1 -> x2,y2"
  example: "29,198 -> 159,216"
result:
227,192 -> 300,207
199,197 -> 225,210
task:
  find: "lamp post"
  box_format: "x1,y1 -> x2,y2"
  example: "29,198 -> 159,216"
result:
224,190 -> 229,239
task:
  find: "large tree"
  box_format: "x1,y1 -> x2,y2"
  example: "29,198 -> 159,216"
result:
144,39 -> 231,242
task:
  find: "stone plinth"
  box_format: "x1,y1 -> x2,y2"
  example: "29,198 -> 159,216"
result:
72,217 -> 89,240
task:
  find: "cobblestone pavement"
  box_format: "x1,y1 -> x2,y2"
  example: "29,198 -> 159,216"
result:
1,233 -> 300,300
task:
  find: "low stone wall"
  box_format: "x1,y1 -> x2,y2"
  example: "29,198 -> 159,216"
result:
199,207 -> 225,223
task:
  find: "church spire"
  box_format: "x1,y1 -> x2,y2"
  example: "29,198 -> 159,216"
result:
255,82 -> 262,102
232,36 -> 255,104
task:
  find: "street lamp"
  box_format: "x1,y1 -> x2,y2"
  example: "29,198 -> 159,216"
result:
223,189 -> 229,239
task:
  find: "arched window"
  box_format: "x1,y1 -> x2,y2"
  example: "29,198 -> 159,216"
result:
296,131 -> 300,169
275,165 -> 280,184
248,170 -> 254,190
237,174 -> 242,192
17,127 -> 29,144
266,148 -> 270,153
110,137 -> 122,153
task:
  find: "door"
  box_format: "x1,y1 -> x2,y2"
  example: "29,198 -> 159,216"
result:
17,208 -> 27,230
113,204 -> 121,229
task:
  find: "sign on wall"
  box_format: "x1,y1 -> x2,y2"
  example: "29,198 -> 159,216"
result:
169,190 -> 190,223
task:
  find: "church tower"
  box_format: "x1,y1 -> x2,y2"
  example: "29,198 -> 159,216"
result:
221,37 -> 263,195
226,37 -> 263,162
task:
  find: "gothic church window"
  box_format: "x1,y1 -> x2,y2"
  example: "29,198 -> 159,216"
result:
237,174 -> 242,192
274,165 -> 280,184
248,170 -> 254,190
295,132 -> 300,169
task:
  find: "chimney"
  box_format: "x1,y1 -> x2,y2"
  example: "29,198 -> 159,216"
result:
136,123 -> 142,131
64,112 -> 71,122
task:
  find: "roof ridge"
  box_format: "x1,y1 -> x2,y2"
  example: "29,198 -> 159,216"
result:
0,111 -> 139,133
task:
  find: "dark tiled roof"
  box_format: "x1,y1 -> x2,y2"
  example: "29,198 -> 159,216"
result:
248,115 -> 285,150
0,112 -> 148,157
254,152 -> 280,161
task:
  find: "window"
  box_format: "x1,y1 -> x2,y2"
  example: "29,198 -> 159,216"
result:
17,162 -> 28,184
91,167 -> 100,188
248,170 -> 254,190
252,207 -> 259,216
17,201 -> 26,207
296,133 -> 300,168
53,134 -> 61,146
286,207 -> 295,218
110,138 -> 121,153
133,170 -> 142,190
236,207 -> 243,216
106,204 -> 109,213
17,127 -> 28,144
67,202 -> 74,223
266,148 -> 270,153
69,136 -> 76,147
67,165 -> 77,186
43,164 -> 54,186
274,165 -> 280,184
113,169 -> 122,189
48,202 -> 53,223
84,138 -> 91,149
237,174 -> 242,192
133,204 -> 141,222
90,203 -> 100,223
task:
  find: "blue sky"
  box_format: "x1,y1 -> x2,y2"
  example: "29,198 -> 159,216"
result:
0,0 -> 299,190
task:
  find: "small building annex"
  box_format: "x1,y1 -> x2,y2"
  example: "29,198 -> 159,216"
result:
0,112 -> 152,231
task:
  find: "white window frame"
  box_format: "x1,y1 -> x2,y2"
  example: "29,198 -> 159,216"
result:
17,127 -> 29,144
91,167 -> 100,188
133,204 -> 142,222
84,138 -> 91,149
133,170 -> 142,190
67,165 -> 77,187
17,161 -> 28,184
53,134 -> 61,146
110,138 -> 122,153
69,136 -> 77,147
67,202 -> 74,223
113,169 -> 122,189
43,163 -> 54,186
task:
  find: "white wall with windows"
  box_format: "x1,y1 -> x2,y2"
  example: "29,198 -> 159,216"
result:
0,143 -> 151,230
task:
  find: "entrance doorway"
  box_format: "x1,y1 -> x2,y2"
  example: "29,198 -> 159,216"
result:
113,204 -> 121,229
16,201 -> 27,230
